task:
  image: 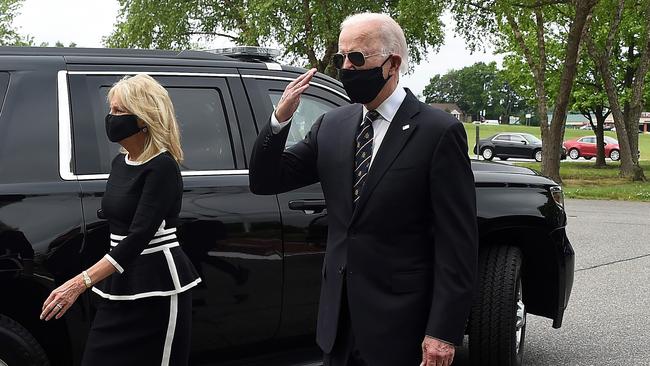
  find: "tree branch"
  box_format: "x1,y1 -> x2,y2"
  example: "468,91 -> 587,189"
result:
535,8 -> 547,84
454,1 -> 491,12
301,0 -> 319,68
187,31 -> 239,41
605,0 -> 626,57
505,14 -> 542,82
512,0 -> 569,8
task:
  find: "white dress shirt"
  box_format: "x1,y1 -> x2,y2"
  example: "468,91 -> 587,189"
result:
271,86 -> 407,169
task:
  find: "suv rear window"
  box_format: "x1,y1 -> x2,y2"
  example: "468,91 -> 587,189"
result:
69,74 -> 237,175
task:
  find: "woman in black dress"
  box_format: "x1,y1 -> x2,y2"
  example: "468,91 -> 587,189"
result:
41,74 -> 201,365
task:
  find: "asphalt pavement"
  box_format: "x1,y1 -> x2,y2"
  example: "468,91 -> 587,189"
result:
452,199 -> 650,365
523,199 -> 650,366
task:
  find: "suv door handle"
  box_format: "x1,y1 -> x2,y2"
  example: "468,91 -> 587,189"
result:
288,199 -> 326,214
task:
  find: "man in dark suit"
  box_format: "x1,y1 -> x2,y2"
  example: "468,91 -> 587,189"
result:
249,12 -> 478,366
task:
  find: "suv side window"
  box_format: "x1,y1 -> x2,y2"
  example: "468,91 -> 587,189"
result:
69,74 -> 237,175
242,76 -> 347,149
268,92 -> 334,147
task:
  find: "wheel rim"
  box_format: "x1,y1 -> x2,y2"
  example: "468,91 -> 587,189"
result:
569,149 -> 579,159
611,150 -> 619,161
0,358 -> 8,366
535,151 -> 542,161
483,148 -> 493,159
515,280 -> 526,354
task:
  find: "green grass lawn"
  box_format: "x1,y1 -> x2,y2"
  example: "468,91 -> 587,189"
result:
461,123 -> 650,201
517,161 -> 650,201
462,123 -> 650,161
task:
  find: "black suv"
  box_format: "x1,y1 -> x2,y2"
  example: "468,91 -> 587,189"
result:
0,47 -> 574,366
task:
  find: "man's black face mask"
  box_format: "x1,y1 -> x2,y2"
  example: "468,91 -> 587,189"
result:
105,114 -> 144,142
338,55 -> 392,104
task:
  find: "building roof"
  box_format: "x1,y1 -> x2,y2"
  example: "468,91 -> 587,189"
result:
430,103 -> 464,114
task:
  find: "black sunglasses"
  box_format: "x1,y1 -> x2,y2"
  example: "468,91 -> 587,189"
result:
332,51 -> 387,69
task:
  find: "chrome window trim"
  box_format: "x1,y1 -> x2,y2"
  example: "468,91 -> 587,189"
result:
58,70 -> 76,181
66,71 -> 348,100
75,170 -> 250,181
67,71 -> 240,77
58,69 -> 347,181
241,74 -> 349,101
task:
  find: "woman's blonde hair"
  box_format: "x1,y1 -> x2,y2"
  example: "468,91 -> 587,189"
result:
107,74 -> 183,163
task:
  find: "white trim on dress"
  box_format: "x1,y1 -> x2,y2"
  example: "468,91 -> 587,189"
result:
104,254 -> 124,274
91,278 -> 202,300
124,149 -> 168,166
160,294 -> 178,366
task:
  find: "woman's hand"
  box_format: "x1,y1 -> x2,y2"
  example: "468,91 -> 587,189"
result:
40,275 -> 86,321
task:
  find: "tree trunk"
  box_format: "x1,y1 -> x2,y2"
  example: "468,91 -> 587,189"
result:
587,0 -> 649,181
583,108 -> 607,167
544,0 -> 597,183
585,0 -> 638,178
597,59 -> 636,175
594,107 -> 607,167
624,1 -> 650,181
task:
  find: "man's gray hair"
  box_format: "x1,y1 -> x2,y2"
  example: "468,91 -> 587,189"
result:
341,12 -> 409,74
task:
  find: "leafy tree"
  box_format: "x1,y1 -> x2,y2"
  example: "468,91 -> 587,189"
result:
105,0 -> 447,77
451,0 -> 598,183
423,61 -> 525,122
571,55 -> 611,166
54,41 -> 77,48
0,0 -> 33,46
423,73 -> 458,105
585,0 -> 650,181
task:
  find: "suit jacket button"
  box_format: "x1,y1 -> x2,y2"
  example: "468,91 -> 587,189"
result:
338,266 -> 345,275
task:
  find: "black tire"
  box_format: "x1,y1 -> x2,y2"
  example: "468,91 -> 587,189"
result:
569,148 -> 580,160
533,149 -> 542,162
468,246 -> 526,366
0,314 -> 50,366
481,147 -> 495,161
499,157 -> 509,161
584,156 -> 592,160
610,149 -> 620,161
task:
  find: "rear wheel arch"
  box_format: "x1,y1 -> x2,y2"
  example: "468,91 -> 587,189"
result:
477,224 -> 561,321
0,313 -> 50,366
0,279 -> 75,366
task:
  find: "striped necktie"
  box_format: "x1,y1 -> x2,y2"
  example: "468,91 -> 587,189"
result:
354,110 -> 379,204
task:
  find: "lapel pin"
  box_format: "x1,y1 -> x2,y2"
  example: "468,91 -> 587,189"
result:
402,124 -> 410,130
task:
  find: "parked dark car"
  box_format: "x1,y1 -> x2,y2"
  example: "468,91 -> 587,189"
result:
473,132 -> 566,162
0,47 -> 574,366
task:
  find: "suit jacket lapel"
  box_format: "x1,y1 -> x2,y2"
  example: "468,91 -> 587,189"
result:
350,91 -> 420,224
340,105 -> 364,220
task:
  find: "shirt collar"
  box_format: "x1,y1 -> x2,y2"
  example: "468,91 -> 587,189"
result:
363,86 -> 407,123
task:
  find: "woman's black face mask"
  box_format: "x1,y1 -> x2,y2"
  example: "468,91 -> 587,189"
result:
105,114 -> 144,142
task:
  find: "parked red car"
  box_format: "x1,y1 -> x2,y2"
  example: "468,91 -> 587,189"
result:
563,136 -> 620,161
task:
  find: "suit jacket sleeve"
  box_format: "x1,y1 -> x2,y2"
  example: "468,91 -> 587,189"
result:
249,115 -> 323,195
426,121 -> 479,345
